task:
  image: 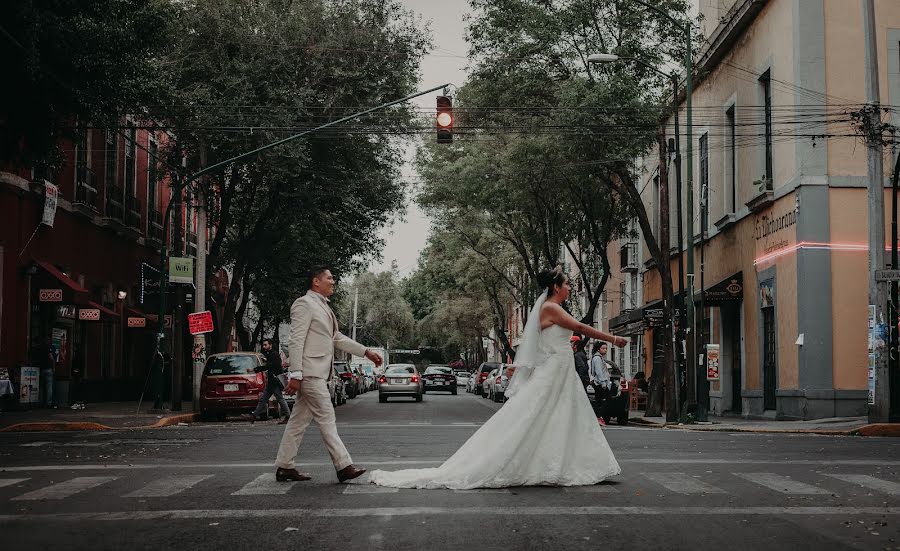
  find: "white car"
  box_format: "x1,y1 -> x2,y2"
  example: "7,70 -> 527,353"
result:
454,370 -> 469,387
481,367 -> 499,398
489,365 -> 515,403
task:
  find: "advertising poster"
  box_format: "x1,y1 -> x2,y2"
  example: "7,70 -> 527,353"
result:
20,366 -> 39,403
706,344 -> 720,381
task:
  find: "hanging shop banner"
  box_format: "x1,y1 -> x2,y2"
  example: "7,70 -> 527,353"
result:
39,289 -> 63,302
706,344 -> 721,381
42,183 -> 58,227
169,257 -> 194,284
188,310 -> 214,335
20,366 -> 40,403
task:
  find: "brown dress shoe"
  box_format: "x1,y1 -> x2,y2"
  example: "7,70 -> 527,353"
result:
336,464 -> 367,483
276,468 -> 312,482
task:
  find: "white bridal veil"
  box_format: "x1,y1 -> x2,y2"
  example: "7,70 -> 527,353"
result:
503,290 -> 547,399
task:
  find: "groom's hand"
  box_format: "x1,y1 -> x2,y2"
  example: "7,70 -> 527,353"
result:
284,378 -> 301,395
364,349 -> 383,368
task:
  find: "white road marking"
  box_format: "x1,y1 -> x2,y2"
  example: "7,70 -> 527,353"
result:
0,478 -> 29,488
564,485 -> 619,494
735,473 -> 830,495
232,473 -> 296,495
11,477 -> 118,501
643,473 -> 726,494
124,474 -> 213,498
342,485 -> 399,495
2,506 -> 899,522
823,474 -> 900,496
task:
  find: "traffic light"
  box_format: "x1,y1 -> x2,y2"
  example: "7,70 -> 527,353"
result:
436,95 -> 452,143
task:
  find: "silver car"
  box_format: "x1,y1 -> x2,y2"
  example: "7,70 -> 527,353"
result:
378,364 -> 423,403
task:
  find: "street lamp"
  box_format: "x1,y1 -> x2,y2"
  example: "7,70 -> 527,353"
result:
588,52 -> 687,413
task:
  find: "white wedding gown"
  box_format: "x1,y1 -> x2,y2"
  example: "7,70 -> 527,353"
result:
369,324 -> 621,489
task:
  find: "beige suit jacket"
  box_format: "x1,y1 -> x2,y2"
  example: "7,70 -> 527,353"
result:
288,292 -> 367,380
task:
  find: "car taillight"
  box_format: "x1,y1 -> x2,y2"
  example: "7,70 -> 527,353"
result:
340,373 -> 351,379
379,376 -> 386,383
256,373 -> 265,386
410,375 -> 419,383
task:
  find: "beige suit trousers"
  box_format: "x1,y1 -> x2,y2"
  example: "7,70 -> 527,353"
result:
275,378 -> 351,472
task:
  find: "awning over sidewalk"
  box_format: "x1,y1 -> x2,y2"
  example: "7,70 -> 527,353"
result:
33,259 -> 89,304
79,301 -> 120,322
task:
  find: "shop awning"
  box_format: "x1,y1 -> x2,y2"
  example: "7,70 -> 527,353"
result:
78,301 -> 120,322
126,307 -> 158,325
34,259 -> 89,304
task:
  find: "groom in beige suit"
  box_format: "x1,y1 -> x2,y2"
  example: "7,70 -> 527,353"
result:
275,266 -> 382,483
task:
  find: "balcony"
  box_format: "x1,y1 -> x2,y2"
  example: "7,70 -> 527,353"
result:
148,210 -> 164,244
619,243 -> 638,273
73,166 -> 98,216
125,194 -> 142,230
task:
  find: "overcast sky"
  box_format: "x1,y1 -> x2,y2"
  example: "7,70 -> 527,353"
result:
368,0 -> 470,277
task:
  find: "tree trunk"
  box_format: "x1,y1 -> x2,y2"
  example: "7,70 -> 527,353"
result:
217,258 -> 246,353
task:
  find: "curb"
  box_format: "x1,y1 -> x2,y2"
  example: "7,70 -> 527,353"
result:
0,413 -> 199,433
619,415 -> 895,436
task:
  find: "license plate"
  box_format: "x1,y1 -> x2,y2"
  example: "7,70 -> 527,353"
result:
391,378 -> 404,384
223,384 -> 239,392
436,381 -> 444,385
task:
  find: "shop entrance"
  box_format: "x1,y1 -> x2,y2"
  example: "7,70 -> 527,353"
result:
763,306 -> 777,410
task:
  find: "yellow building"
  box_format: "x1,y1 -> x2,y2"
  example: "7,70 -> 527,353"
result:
607,0 -> 900,419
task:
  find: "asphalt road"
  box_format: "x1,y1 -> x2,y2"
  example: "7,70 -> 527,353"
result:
2,389 -> 900,550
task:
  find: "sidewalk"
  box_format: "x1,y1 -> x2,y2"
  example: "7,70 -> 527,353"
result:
0,401 -> 197,432
628,411 -> 900,437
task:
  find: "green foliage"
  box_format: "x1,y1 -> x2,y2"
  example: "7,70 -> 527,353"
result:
335,270 -> 416,349
0,0 -> 177,167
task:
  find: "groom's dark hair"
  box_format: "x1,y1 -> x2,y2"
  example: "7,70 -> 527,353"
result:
306,265 -> 330,289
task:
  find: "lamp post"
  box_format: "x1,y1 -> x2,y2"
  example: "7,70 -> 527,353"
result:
150,83 -> 452,410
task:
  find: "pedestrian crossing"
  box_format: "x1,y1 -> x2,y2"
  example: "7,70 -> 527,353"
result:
1,471 -> 900,501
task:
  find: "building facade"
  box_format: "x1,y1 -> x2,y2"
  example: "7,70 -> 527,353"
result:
601,0 -> 900,419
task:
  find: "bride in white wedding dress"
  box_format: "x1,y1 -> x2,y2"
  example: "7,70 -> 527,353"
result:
369,267 -> 627,489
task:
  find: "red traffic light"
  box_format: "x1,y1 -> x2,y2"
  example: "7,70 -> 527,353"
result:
436,95 -> 452,143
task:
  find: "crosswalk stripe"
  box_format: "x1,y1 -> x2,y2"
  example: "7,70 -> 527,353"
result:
735,473 -> 830,494
564,485 -> 619,494
232,474 -> 296,495
11,476 -> 117,501
342,485 -> 399,495
824,474 -> 900,496
124,475 -> 214,498
0,478 -> 30,488
643,473 -> 726,494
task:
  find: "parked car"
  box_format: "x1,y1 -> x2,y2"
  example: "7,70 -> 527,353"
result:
335,361 -> 359,398
474,362 -> 501,396
454,370 -> 469,388
329,365 -> 347,407
351,365 -> 367,394
360,365 -> 377,390
481,367 -> 499,398
378,364 -> 423,402
422,365 -> 457,395
466,372 -> 479,393
489,364 -> 515,403
199,352 -> 267,421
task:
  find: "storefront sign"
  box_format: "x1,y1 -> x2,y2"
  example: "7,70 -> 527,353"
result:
188,310 -> 214,335
754,200 -> 798,264
39,289 -> 63,302
705,273 -> 744,304
127,317 -> 146,328
169,257 -> 194,284
78,308 -> 101,321
706,344 -> 721,381
42,183 -> 58,227
57,305 -> 77,319
20,366 -> 39,403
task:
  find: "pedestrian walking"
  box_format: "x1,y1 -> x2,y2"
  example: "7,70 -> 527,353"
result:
573,335 -> 590,390
590,342 -> 613,423
41,336 -> 58,408
274,266 -> 382,483
251,338 -> 290,423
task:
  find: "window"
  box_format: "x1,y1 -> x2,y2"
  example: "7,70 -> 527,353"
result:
726,105 -> 736,212
760,70 -> 773,189
700,133 -> 709,233
148,138 -> 158,213
124,124 -> 136,198
630,272 -> 639,307
105,130 -> 117,190
619,281 -> 628,311
629,335 -> 641,374
652,175 -> 660,239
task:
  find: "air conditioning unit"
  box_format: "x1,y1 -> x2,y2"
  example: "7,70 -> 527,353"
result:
620,243 -> 638,273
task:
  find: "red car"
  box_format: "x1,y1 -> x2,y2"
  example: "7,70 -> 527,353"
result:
473,362 -> 501,396
199,352 -> 267,421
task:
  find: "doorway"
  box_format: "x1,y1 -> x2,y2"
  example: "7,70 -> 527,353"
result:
763,306 -> 777,410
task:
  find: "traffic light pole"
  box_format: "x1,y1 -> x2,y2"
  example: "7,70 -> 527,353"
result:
151,83 -> 451,411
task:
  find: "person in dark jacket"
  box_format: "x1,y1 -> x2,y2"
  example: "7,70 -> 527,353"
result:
252,338 -> 290,423
572,335 -> 590,391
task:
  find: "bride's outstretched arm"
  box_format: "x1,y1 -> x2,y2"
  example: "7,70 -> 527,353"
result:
543,303 -> 627,347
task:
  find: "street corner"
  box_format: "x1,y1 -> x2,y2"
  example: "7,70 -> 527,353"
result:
0,421 -> 113,433
854,423 -> 900,437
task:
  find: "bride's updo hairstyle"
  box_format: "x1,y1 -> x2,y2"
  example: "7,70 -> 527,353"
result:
537,266 -> 565,296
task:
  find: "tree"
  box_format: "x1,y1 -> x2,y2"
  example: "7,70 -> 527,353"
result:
156,0 -> 431,352
335,271 -> 416,350
0,0 -> 177,167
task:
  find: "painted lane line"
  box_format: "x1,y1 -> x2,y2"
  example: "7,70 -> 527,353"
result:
124,474 -> 213,498
232,473 -> 295,496
11,476 -> 118,501
823,474 -> 900,496
342,485 -> 399,495
643,472 -> 726,494
0,478 -> 29,488
2,506 -> 900,523
735,473 -> 830,495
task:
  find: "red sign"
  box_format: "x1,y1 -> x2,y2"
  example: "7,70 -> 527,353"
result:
188,311 -> 214,335
79,309 -> 100,321
127,317 -> 146,328
39,289 -> 63,302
